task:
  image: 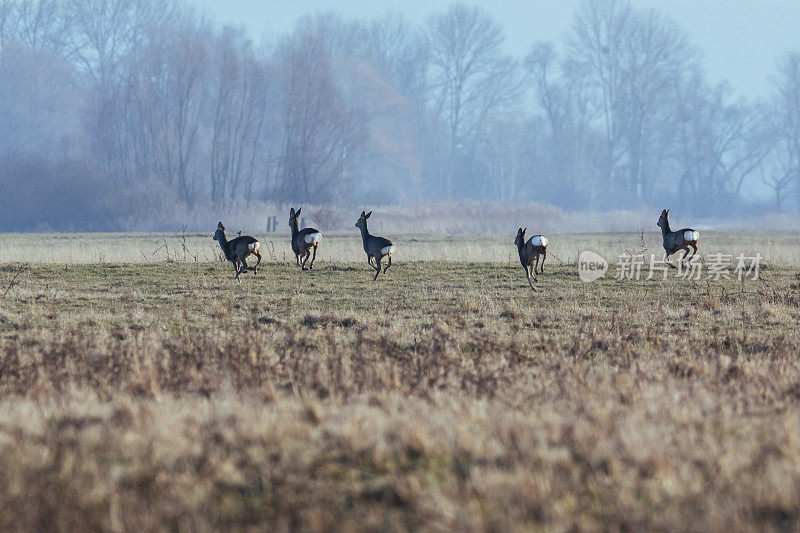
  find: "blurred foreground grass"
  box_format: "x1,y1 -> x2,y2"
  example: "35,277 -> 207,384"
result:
0,241 -> 799,529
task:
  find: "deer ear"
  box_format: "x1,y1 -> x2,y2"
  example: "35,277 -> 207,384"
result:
360,211 -> 366,218
365,211 -> 372,219
296,207 -> 301,216
217,222 -> 224,230
523,227 -> 527,234
290,207 -> 295,216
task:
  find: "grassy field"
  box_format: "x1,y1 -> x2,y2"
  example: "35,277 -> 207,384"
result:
1,229 -> 799,264
1,232 -> 800,530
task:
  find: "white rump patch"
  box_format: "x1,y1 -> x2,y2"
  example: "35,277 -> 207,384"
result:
381,245 -> 395,256
304,232 -> 321,244
683,230 -> 699,242
248,241 -> 259,252
531,235 -> 548,247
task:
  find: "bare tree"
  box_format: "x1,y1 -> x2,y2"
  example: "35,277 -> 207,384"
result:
0,0 -> 69,53
567,0 -> 632,199
620,9 -> 696,201
0,44 -> 84,155
766,53 -> 800,212
111,13 -> 209,206
0,0 -> 794,229
427,3 -> 520,197
367,14 -> 428,104
674,70 -> 768,213
347,14 -> 431,203
208,26 -> 270,204
64,0 -> 177,83
273,17 -> 363,203
475,117 -> 530,201
568,0 -> 697,204
761,151 -> 795,212
526,41 -> 600,206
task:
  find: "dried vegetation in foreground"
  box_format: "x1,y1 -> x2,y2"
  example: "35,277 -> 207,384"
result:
1,251 -> 800,530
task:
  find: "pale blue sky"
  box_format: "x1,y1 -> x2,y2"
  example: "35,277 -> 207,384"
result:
188,0 -> 800,100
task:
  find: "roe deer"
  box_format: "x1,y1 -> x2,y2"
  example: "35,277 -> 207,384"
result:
355,210 -> 394,281
657,209 -> 699,268
289,207 -> 321,270
213,221 -> 261,279
515,228 -> 548,290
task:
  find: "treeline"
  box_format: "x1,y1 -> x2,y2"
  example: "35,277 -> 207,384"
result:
0,0 -> 799,231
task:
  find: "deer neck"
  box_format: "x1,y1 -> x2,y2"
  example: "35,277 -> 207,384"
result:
660,219 -> 671,237
358,223 -> 371,247
289,218 -> 299,237
216,233 -> 233,259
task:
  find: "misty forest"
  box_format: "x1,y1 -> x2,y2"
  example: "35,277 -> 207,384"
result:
1,0 -> 799,231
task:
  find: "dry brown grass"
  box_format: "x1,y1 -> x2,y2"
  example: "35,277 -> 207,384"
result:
0,243 -> 800,530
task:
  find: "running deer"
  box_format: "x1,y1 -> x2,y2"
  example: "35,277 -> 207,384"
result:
355,210 -> 395,281
213,221 -> 261,279
657,209 -> 699,268
515,228 -> 548,290
289,207 -> 322,270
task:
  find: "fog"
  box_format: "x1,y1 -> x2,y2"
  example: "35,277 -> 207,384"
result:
1,0 -> 799,232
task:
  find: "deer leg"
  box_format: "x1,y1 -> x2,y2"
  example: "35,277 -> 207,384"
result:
534,255 -> 540,275
233,260 -> 242,279
253,252 -> 261,274
664,251 -> 677,269
368,255 -> 375,267
308,245 -> 317,270
689,243 -> 698,260
541,252 -> 546,273
383,254 -> 392,274
523,264 -> 537,291
373,257 -> 382,281
680,246 -> 691,265
301,250 -> 310,270
240,257 -> 249,274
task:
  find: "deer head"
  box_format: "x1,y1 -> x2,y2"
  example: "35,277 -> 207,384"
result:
657,209 -> 669,229
289,207 -> 302,231
213,221 -> 225,241
514,227 -> 526,247
355,210 -> 371,230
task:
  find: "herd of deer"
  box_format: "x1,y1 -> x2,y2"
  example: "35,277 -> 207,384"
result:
213,207 -> 699,288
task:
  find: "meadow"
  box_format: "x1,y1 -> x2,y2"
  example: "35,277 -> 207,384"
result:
1,231 -> 799,530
